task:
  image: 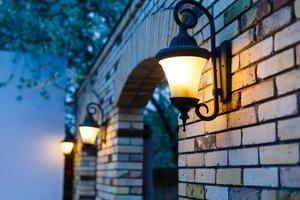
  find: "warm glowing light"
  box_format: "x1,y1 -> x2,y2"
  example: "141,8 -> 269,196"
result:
159,56 -> 208,98
79,126 -> 99,145
60,141 -> 74,155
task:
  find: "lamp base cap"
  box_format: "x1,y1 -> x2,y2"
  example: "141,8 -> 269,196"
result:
170,97 -> 199,131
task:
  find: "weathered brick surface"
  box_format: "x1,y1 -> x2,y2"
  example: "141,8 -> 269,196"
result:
182,121 -> 205,139
272,0 -> 292,10
205,150 -> 228,166
278,117 -> 300,140
257,48 -> 294,79
202,0 -> 216,8
216,20 -> 239,46
228,107 -> 257,128
214,0 -> 235,17
231,29 -> 255,55
195,168 -> 216,183
240,37 -> 273,68
215,14 -> 224,31
231,55 -> 240,72
186,153 -> 205,167
244,168 -> 278,187
280,167 -> 300,188
242,123 -> 276,145
276,68 -> 300,95
224,0 -> 251,25
229,188 -> 260,200
241,79 -> 274,106
186,184 -> 205,199
205,186 -> 228,200
296,0 -> 300,18
195,135 -> 216,151
258,95 -> 298,121
216,130 -> 241,148
229,148 -> 258,166
204,114 -> 228,133
260,144 -> 299,164
179,169 -> 195,182
217,168 -> 242,185
178,155 -> 186,167
257,6 -> 292,39
232,66 -> 256,91
75,0 -> 300,199
279,192 -> 300,200
179,139 -> 195,153
241,0 -> 271,30
178,183 -> 187,196
297,44 -> 300,65
275,20 -> 300,50
261,190 -> 277,200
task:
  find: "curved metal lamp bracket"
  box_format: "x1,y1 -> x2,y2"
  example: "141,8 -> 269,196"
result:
174,0 -> 232,129
86,102 -> 107,143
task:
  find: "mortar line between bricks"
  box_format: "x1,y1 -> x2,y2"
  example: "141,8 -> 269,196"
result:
180,102 -> 297,132
177,182 -> 300,191
198,14 -> 294,55
233,66 -> 300,96
178,139 -> 300,155
178,163 -> 300,170
179,113 -> 300,141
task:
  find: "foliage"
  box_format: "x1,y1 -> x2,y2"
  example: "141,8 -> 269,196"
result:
144,82 -> 179,168
0,53 -> 65,101
0,0 -> 129,129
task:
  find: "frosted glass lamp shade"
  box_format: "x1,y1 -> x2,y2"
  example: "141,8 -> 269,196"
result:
79,126 -> 99,145
159,56 -> 207,99
60,141 -> 74,155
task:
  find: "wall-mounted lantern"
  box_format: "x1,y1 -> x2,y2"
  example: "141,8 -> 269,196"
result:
156,0 -> 232,131
79,103 -> 106,145
60,128 -> 76,155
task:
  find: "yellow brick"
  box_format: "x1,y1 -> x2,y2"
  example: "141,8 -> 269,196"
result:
232,55 -> 240,73
204,114 -> 228,133
228,107 -> 257,128
260,144 -> 299,164
217,168 -> 242,185
257,48 -> 294,79
258,95 -> 298,121
240,37 -> 273,68
241,79 -> 274,106
232,66 -> 256,91
278,117 -> 300,140
276,68 -> 300,95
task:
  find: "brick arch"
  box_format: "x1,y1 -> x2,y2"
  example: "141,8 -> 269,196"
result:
113,9 -> 176,107
117,58 -> 164,107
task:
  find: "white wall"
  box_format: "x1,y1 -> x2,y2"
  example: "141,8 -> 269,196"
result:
0,51 -> 67,200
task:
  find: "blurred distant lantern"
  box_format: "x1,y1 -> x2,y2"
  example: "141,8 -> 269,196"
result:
60,129 -> 76,155
156,0 -> 232,131
79,103 -> 106,145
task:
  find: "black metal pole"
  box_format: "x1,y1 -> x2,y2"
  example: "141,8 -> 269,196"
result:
63,152 -> 74,200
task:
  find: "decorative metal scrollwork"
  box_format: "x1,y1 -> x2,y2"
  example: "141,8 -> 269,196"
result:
173,0 -> 221,122
87,102 -> 105,126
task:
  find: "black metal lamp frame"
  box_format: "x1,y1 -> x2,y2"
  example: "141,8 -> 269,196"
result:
156,0 -> 231,131
80,102 -> 107,144
62,128 -> 75,200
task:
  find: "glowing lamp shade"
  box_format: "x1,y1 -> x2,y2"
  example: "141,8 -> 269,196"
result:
159,56 -> 208,99
156,30 -> 211,130
60,133 -> 75,155
79,126 -> 99,145
60,141 -> 74,155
